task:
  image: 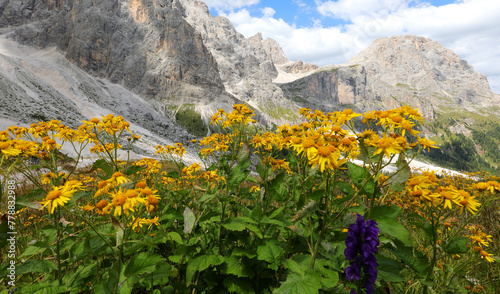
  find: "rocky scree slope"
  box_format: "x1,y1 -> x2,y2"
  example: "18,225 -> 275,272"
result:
0,0 -> 246,137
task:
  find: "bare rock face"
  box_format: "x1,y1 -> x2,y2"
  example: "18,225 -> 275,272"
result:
280,35 -> 498,118
175,0 -> 300,124
2,0 -> 223,96
261,37 -> 289,65
281,60 -> 319,75
0,0 -> 249,129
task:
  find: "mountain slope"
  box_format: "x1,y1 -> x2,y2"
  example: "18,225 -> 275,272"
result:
279,35 -> 498,118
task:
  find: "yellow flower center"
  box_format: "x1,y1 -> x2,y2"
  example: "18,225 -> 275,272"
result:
392,115 -> 403,123
112,194 -> 127,206
96,200 -> 109,209
302,138 -> 315,148
148,196 -> 159,206
318,146 -> 332,157
0,142 -> 10,149
112,172 -> 124,178
46,190 -> 62,201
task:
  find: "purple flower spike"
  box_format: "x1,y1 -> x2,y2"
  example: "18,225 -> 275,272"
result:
344,214 -> 379,294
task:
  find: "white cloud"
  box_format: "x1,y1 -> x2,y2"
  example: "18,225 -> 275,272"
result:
316,0 -> 410,20
214,0 -> 500,92
202,0 -> 260,10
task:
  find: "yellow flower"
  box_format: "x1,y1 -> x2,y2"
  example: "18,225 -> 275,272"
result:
108,172 -> 129,186
40,181 -> 82,214
111,190 -> 129,216
0,141 -> 22,159
308,145 -> 346,172
80,202 -> 95,212
95,199 -> 112,215
479,250 -> 495,263
249,186 -> 261,193
371,135 -> 403,159
417,136 -> 438,152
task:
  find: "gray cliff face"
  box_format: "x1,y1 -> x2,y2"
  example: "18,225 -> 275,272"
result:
1,0 -> 224,97
280,35 -> 498,118
175,0 -> 300,124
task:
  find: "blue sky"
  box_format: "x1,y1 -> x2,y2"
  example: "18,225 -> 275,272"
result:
203,0 -> 500,93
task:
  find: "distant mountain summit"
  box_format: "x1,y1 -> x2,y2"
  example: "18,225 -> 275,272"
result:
280,35 -> 498,118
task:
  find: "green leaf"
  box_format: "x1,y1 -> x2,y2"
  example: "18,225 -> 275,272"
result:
269,206 -> 285,219
18,281 -> 68,294
274,272 -> 322,294
228,164 -> 251,188
166,171 -> 179,179
347,162 -> 369,184
443,237 -> 468,254
292,201 -> 317,223
68,262 -> 98,286
389,239 -> 430,278
222,218 -> 247,232
186,254 -> 224,284
16,200 -> 42,210
16,259 -> 57,274
124,252 -> 164,277
167,232 -> 183,245
124,165 -> 144,176
257,240 -> 284,270
347,163 -> 376,196
284,259 -> 305,276
389,155 -> 411,190
224,276 -> 255,294
183,206 -> 197,235
238,141 -> 251,164
413,220 -> 434,241
91,159 -> 114,177
377,256 -> 405,282
19,242 -> 50,258
376,218 -> 412,246
222,256 -> 255,278
335,181 -> 354,196
370,205 -> 402,220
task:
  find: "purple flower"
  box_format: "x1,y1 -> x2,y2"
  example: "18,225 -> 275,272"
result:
344,214 -> 379,294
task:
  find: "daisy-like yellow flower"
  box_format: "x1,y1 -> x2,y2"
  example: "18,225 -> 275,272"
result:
108,172 -> 129,186
370,135 -> 403,159
111,189 -> 130,217
249,186 -> 261,193
145,194 -> 161,213
0,140 -> 22,159
131,216 -> 148,231
479,250 -> 495,263
80,202 -> 95,212
417,136 -> 438,152
307,145 -> 346,172
40,181 -> 82,214
95,199 -> 112,215
455,190 -> 480,214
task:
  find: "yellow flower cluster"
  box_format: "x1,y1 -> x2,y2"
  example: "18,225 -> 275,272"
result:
468,225 -> 495,263
210,104 -> 257,128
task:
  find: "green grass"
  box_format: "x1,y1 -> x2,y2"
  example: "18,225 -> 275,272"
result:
175,104 -> 207,137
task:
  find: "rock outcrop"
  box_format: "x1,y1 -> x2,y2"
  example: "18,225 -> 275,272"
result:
175,0 -> 300,124
279,35 -> 498,119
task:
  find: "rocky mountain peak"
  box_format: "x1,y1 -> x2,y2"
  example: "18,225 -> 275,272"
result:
279,34 -> 499,119
348,35 -> 495,104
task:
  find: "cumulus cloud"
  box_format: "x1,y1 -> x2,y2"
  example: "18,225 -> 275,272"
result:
316,0 -> 410,20
210,0 -> 500,92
